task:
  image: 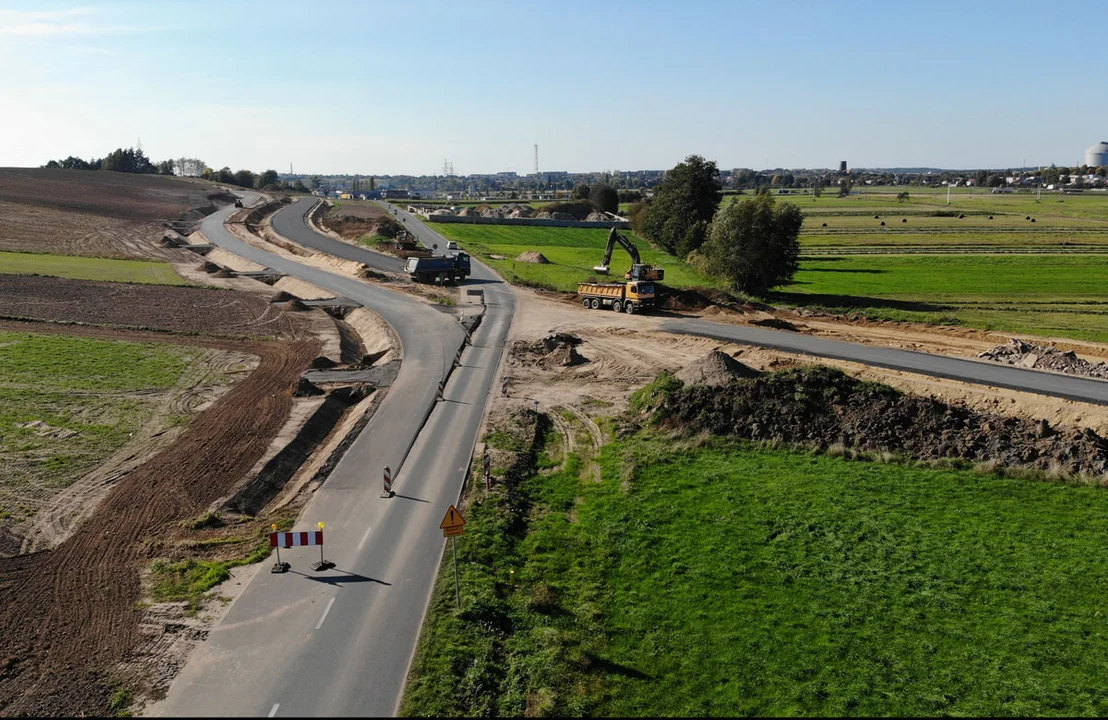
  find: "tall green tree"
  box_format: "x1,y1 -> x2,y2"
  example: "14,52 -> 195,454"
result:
233,169 -> 256,188
641,154 -> 722,256
589,183 -> 619,214
571,184 -> 591,200
257,169 -> 280,188
701,193 -> 802,295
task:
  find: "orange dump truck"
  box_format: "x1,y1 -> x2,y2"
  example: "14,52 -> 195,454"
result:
577,280 -> 655,314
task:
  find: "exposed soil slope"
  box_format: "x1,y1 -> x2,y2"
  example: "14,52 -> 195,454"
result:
655,366 -> 1108,479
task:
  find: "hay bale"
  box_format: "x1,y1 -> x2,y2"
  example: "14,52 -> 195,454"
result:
902,218 -> 908,223
873,214 -> 880,219
676,350 -> 761,387
516,251 -> 551,264
1030,218 -> 1036,223
821,222 -> 827,227
880,221 -> 885,226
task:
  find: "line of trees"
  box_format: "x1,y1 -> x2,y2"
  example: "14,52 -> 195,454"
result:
43,147 -> 307,192
635,154 -> 803,295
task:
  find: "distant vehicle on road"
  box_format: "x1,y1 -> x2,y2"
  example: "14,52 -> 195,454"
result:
405,253 -> 471,284
446,241 -> 458,250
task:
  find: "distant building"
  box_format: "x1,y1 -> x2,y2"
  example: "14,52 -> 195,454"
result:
1085,141 -> 1108,167
383,189 -> 411,199
839,160 -> 847,174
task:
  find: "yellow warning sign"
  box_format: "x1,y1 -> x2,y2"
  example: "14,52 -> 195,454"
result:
439,504 -> 466,537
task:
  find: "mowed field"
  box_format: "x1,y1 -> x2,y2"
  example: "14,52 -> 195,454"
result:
430,224 -> 717,292
778,255 -> 1108,342
406,434 -> 1108,717
0,251 -> 188,285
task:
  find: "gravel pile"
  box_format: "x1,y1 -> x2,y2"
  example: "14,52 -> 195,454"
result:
676,350 -> 761,386
979,338 -> 1108,379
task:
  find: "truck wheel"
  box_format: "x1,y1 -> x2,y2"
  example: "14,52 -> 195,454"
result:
624,302 -> 636,314
590,298 -> 600,310
582,298 -> 590,308
611,300 -> 622,312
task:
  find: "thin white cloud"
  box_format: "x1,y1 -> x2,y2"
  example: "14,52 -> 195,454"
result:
0,6 -> 164,38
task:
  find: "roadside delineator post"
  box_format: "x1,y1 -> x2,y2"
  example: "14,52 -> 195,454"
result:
270,523 -> 289,573
311,522 -> 334,571
437,380 -> 445,401
382,465 -> 394,498
483,451 -> 492,490
501,376 -> 510,397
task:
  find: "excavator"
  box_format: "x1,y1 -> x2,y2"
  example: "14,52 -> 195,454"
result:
592,227 -> 665,282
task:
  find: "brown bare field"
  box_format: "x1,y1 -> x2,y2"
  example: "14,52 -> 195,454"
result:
0,275 -> 301,338
0,168 -> 234,261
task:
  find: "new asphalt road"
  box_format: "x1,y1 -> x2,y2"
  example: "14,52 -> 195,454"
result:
154,196 -> 516,717
271,197 -> 405,273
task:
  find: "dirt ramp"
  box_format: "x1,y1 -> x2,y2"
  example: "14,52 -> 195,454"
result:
676,349 -> 761,386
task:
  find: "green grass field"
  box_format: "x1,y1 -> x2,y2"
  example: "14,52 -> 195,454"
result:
0,332 -> 203,522
0,251 -> 188,285
405,432 -> 1108,717
430,224 -> 718,292
778,255 -> 1108,342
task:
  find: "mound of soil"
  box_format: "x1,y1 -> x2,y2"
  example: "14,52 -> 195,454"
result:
293,377 -> 324,397
751,317 -> 798,331
979,338 -> 1108,379
655,286 -> 769,313
655,366 -> 1108,478
271,290 -> 295,303
284,299 -> 308,311
676,350 -> 761,386
516,251 -> 551,264
512,333 -> 587,368
201,261 -> 221,273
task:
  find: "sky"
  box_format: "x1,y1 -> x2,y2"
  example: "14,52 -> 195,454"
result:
1,0 -> 1106,175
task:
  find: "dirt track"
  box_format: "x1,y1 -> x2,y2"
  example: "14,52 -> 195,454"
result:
0,319 -> 320,716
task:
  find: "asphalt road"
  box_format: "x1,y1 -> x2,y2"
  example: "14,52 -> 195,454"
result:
662,319 -> 1108,406
153,196 -> 516,717
271,197 -> 405,273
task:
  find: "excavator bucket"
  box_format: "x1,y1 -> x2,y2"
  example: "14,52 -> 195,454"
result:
592,265 -> 611,275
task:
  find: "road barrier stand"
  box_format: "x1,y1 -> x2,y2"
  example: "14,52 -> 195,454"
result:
311,522 -> 334,571
270,523 -> 289,573
483,451 -> 492,490
437,380 -> 445,401
382,465 -> 394,498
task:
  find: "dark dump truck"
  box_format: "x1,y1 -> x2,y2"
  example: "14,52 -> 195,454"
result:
404,253 -> 471,283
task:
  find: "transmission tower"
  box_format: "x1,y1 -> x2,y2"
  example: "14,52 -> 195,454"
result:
534,143 -> 539,193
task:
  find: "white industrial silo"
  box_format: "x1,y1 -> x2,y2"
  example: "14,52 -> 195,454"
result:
1084,141 -> 1108,167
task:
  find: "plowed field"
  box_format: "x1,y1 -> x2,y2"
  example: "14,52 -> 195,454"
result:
0,275 -> 299,338
0,168 -> 233,261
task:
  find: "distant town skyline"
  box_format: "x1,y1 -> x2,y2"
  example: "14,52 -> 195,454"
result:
2,1 -> 1107,175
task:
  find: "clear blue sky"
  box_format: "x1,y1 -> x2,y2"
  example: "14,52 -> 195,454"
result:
1,0 -> 1105,175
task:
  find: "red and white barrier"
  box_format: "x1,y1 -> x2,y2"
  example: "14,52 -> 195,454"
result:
382,465 -> 394,498
270,530 -> 323,548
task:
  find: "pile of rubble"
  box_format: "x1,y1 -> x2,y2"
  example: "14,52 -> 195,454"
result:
654,365 -> 1108,479
510,333 -> 588,368
978,338 -> 1108,379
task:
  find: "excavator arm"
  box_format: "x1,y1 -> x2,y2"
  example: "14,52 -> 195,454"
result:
593,228 -> 641,275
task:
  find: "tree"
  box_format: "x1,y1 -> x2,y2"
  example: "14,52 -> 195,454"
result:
309,175 -> 322,190
292,180 -> 308,193
897,191 -> 910,202
812,186 -> 823,198
701,193 -> 802,295
157,159 -> 175,175
257,169 -> 280,189
838,178 -> 852,197
233,169 -> 256,188
975,170 -> 989,187
571,184 -> 591,200
641,154 -> 722,256
590,183 -> 619,214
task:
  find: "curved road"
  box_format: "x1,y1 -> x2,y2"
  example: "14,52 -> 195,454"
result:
391,203 -> 1108,407
154,196 -> 516,717
271,197 -> 405,273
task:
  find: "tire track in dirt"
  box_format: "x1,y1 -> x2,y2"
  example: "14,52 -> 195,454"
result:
0,320 -> 319,717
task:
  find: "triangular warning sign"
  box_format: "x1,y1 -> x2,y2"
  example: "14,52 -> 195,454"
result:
440,504 -> 466,530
